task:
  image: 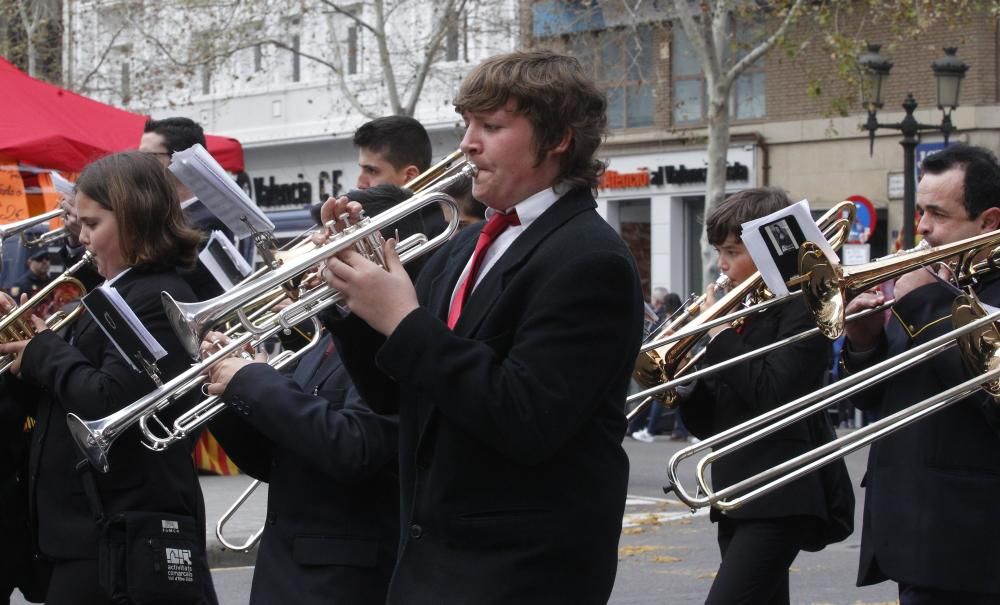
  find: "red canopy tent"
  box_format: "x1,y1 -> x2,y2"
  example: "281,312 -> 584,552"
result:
0,57 -> 243,172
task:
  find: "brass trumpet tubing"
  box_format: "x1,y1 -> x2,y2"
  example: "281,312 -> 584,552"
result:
164,179 -> 468,359
0,253 -> 92,375
665,308 -> 1000,510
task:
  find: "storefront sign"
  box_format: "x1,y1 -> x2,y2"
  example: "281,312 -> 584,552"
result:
599,147 -> 755,194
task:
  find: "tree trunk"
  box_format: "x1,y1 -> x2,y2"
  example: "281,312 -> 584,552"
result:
699,84 -> 733,290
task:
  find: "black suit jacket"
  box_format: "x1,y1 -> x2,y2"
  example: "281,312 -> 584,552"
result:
209,343 -> 399,605
847,275 -> 1000,593
679,299 -> 835,523
12,267 -> 216,602
332,188 -> 645,605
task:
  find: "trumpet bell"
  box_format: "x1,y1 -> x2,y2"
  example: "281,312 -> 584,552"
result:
162,292 -> 207,360
66,413 -> 111,472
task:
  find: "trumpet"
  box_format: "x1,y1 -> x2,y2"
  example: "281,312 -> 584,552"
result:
272,149 -> 465,265
164,164 -> 472,358
0,252 -> 92,374
69,176 -> 468,471
0,209 -> 64,261
666,292 -> 1000,512
23,226 -> 68,248
67,312 -> 322,472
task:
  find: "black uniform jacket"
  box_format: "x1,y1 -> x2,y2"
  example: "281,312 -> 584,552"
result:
679,298 -> 835,524
331,188 -> 645,605
209,341 -> 399,605
12,267 -> 213,593
847,274 -> 1000,593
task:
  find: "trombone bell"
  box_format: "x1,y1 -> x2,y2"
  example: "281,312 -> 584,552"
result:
953,293 -> 1000,398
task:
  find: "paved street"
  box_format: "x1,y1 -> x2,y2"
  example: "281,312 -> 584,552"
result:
12,430 -> 900,604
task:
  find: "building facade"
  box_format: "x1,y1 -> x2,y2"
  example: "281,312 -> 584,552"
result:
59,1 -> 1000,299
529,1 -> 1000,299
62,0 -> 519,237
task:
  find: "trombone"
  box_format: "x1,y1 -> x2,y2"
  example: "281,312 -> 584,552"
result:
628,223 -> 1000,416
665,293 -> 1000,512
628,201 -> 856,419
0,252 -> 92,374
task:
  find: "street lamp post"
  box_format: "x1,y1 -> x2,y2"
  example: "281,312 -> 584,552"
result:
858,45 -> 968,249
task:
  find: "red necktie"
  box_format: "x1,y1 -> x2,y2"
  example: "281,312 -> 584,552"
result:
447,210 -> 520,329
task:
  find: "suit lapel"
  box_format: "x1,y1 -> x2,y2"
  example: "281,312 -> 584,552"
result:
414,191 -> 595,457
451,190 -> 595,337
426,226 -> 480,320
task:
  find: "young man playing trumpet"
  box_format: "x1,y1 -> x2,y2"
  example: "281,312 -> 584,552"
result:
843,143 -> 1000,604
677,187 -> 852,605
317,50 -> 645,604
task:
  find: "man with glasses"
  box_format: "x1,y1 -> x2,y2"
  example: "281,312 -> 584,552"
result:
139,116 -> 234,299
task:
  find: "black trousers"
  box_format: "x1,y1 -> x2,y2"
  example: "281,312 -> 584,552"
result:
899,583 -> 1000,605
705,516 -> 812,605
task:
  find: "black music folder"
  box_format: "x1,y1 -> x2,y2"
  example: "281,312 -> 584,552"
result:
82,285 -> 167,375
200,230 -> 253,290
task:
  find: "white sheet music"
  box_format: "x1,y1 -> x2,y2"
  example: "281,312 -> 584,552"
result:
50,171 -> 75,197
168,144 -> 274,238
740,199 -> 839,297
83,284 -> 168,372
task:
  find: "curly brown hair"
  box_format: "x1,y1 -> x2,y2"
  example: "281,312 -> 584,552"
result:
453,50 -> 607,191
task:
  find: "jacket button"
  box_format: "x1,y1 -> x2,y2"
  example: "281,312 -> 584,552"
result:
267,513 -> 277,526
409,524 -> 423,539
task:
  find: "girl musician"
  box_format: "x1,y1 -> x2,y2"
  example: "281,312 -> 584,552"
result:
677,187 -> 852,605
0,152 -> 218,605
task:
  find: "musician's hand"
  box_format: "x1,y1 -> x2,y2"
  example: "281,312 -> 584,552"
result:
59,194 -> 82,242
704,281 -> 730,338
204,353 -> 267,396
0,292 -> 16,314
844,288 -> 886,351
199,331 -> 231,360
313,195 -> 364,244
322,238 -> 418,335
894,264 -> 951,301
